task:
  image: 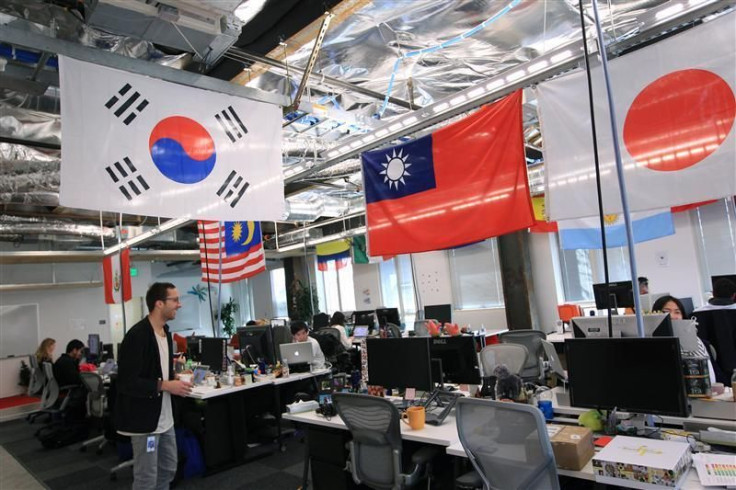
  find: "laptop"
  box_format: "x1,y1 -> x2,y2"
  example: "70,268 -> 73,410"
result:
352,326 -> 369,340
280,342 -> 314,366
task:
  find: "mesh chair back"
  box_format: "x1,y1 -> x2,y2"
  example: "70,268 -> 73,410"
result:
312,328 -> 346,358
480,344 -> 528,377
28,355 -> 46,396
413,321 -> 429,337
499,330 -> 547,380
40,362 -> 59,409
541,340 -> 566,380
456,398 -> 560,490
333,393 -> 403,489
385,323 -> 402,339
81,372 -> 105,418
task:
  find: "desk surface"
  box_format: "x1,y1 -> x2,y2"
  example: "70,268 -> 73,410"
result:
189,369 -> 330,400
284,409 -> 460,446
546,331 -> 573,343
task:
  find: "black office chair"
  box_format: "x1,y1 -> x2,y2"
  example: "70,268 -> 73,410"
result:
498,330 -> 547,382
692,309 -> 736,385
312,312 -> 330,331
80,372 -> 107,454
312,327 -> 351,372
30,362 -> 76,427
332,393 -> 439,489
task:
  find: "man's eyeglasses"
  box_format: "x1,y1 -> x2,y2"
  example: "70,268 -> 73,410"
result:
165,297 -> 181,303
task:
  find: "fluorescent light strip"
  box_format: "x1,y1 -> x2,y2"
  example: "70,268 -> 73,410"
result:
432,102 -> 450,113
550,50 -> 572,63
527,60 -> 549,72
104,217 -> 190,256
506,69 -> 526,82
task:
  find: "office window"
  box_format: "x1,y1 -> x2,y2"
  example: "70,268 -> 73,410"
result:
378,256 -> 417,327
270,267 -> 288,317
449,239 -> 504,309
693,198 -> 736,292
557,239 -> 632,303
315,259 -> 356,313
231,278 -> 255,324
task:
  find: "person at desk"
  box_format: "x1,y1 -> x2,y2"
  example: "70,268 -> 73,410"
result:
35,337 -> 56,365
694,278 -> 736,312
116,282 -> 192,490
329,311 -> 353,350
53,339 -> 87,420
653,295 -> 717,384
291,321 -> 326,369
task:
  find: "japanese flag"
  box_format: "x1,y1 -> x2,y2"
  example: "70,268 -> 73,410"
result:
537,12 -> 735,221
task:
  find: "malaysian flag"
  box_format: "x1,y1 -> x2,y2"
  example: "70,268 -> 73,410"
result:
198,220 -> 266,283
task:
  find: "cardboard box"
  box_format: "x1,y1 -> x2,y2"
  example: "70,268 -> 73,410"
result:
592,436 -> 691,489
547,424 -> 595,470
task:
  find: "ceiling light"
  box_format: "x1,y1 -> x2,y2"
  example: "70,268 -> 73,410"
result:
527,60 -> 549,73
350,141 -> 362,149
506,70 -> 526,82
450,95 -> 466,106
550,50 -> 573,63
376,129 -> 389,137
467,87 -> 485,98
432,102 -> 450,113
485,79 -> 504,91
362,134 -> 376,143
656,3 -> 684,19
389,123 -> 402,131
327,150 -> 339,158
402,116 -> 418,125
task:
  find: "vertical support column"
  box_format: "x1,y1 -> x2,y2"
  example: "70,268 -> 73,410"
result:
498,231 -> 539,331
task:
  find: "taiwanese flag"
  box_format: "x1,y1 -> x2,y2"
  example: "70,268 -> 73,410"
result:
362,90 -> 533,256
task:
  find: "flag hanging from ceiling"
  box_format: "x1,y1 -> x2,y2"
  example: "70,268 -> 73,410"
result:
198,221 -> 266,283
361,90 -> 533,256
671,199 -> 719,213
351,235 -> 394,264
538,13 -> 735,221
529,196 -> 558,233
316,239 -> 351,271
103,249 -> 132,304
558,209 -> 675,250
59,56 -> 284,221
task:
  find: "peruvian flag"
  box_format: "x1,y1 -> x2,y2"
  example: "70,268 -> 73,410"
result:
103,248 -> 132,304
538,12 -> 735,221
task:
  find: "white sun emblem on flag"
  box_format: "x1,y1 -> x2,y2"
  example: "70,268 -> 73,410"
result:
380,149 -> 412,190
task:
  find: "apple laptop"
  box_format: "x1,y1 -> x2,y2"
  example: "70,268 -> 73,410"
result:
352,326 -> 369,340
280,342 -> 314,366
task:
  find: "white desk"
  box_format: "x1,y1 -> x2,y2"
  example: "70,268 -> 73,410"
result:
546,331 -> 573,344
189,368 -> 330,399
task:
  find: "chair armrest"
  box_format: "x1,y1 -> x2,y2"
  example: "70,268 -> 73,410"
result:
59,384 -> 79,392
411,445 -> 440,465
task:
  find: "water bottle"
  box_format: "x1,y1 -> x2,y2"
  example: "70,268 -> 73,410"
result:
282,359 -> 290,378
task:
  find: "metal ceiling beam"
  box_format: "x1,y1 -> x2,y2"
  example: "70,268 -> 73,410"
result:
226,48 -> 419,111
0,22 -> 289,107
288,12 -> 334,114
284,0 -> 734,186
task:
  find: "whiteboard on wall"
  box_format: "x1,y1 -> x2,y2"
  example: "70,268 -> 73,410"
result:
0,304 -> 40,358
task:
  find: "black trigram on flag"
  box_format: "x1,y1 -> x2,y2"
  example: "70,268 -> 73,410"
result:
215,106 -> 248,143
216,170 -> 249,208
105,157 -> 150,201
104,83 -> 149,125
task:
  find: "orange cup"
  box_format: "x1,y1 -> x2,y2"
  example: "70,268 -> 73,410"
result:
401,406 -> 425,430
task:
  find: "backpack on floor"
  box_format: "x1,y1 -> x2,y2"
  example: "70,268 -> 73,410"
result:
37,421 -> 90,449
175,428 -> 205,479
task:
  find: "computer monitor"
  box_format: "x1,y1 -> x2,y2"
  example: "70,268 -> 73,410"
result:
424,304 -> 452,324
565,337 -> 688,417
352,310 -> 376,328
88,334 -> 100,357
200,338 -> 228,373
678,297 -> 694,318
101,343 -> 114,361
375,307 -> 400,327
429,336 -> 481,384
187,336 -> 203,362
366,338 -> 433,392
593,281 -> 635,310
639,292 -> 670,312
270,318 -> 288,328
238,325 -> 275,364
571,313 -> 672,338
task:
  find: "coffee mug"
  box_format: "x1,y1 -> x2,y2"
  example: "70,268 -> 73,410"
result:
401,406 -> 425,430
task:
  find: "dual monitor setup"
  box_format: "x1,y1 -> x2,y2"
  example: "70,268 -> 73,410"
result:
366,336 -> 481,393
350,307 -> 401,331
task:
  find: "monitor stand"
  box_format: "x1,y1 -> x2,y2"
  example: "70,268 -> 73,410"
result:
613,412 -> 664,439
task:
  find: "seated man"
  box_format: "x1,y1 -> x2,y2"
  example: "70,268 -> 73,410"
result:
53,339 -> 87,419
291,321 -> 326,370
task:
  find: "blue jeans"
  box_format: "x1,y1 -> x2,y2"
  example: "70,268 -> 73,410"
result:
130,426 -> 177,490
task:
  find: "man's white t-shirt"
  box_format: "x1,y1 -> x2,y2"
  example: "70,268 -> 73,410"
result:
153,332 -> 174,433
307,336 -> 326,369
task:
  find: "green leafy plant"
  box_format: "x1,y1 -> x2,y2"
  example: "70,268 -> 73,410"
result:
290,279 -> 319,322
218,298 -> 239,337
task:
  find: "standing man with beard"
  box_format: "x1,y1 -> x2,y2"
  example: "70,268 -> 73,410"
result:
116,282 -> 192,490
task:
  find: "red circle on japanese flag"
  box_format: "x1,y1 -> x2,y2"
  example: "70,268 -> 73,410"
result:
623,69 -> 736,172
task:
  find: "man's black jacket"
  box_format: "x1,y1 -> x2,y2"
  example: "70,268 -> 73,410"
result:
115,317 -> 174,434
53,353 -> 82,388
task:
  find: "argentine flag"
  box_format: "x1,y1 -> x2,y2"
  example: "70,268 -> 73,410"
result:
558,209 -> 675,250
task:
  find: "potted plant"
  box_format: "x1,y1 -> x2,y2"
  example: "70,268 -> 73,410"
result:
218,298 -> 239,337
289,279 -> 319,322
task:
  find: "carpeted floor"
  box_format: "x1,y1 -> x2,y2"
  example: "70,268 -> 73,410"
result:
0,395 -> 41,410
0,418 -> 309,490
